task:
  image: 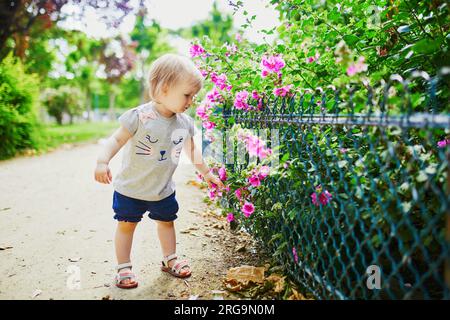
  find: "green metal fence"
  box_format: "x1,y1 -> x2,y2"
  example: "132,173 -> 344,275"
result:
205,71 -> 450,299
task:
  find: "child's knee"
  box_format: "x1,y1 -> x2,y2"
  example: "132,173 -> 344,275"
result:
156,220 -> 174,228
117,221 -> 138,233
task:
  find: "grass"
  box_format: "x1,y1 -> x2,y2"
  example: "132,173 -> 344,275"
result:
39,121 -> 118,151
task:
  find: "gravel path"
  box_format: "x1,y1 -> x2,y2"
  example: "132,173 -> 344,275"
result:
0,142 -> 253,300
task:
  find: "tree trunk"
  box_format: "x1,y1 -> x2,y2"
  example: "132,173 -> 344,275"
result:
109,90 -> 116,121
85,89 -> 92,122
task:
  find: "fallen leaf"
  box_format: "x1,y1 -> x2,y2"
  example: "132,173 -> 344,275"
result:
32,289 -> 42,299
0,207 -> 11,212
288,288 -> 308,300
0,245 -> 13,251
224,265 -> 265,292
266,274 -> 286,293
186,180 -> 203,188
68,257 -> 82,262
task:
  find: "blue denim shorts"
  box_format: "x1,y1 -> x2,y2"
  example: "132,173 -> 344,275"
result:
112,191 -> 179,222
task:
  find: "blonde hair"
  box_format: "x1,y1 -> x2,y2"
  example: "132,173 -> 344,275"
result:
148,53 -> 203,101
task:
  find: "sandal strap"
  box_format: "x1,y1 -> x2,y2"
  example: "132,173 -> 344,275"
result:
163,253 -> 177,265
172,260 -> 189,273
117,262 -> 132,271
118,273 -> 136,281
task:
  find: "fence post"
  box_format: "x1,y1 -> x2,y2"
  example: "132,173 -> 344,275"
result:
446,150 -> 450,295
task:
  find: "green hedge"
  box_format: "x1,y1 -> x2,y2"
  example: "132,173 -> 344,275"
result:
0,54 -> 41,160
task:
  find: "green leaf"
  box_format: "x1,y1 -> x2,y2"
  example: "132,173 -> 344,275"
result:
343,34 -> 360,46
288,209 -> 296,220
413,39 -> 440,54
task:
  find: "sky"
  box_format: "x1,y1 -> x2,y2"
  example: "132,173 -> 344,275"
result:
58,0 -> 280,53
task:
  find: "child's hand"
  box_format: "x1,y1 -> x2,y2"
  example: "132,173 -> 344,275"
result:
95,163 -> 112,184
203,171 -> 225,190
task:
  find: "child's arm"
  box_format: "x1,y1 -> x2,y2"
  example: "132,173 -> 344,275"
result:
94,125 -> 133,184
184,136 -> 225,189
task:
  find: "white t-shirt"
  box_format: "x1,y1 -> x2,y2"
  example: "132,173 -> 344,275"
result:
113,102 -> 195,201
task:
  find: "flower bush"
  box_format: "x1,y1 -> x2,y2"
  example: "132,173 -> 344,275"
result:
190,1 -> 449,298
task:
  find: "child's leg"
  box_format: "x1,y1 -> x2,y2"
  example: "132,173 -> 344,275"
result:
156,221 -> 190,276
115,221 -> 138,284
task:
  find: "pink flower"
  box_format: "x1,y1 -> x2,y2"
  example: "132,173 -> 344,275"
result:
306,52 -> 320,64
242,201 -> 255,217
210,72 -> 232,91
346,65 -> 358,76
245,135 -> 265,156
225,43 -> 237,57
235,188 -> 242,200
218,167 -> 227,181
202,121 -> 216,130
235,33 -> 242,42
234,90 -> 249,110
292,247 -> 298,264
347,56 -> 368,76
252,90 -> 260,100
257,99 -> 263,110
208,190 -> 216,201
311,185 -> 333,206
437,139 -> 449,148
260,55 -> 285,78
273,84 -> 293,97
196,104 -> 210,120
206,88 -> 222,103
227,213 -> 235,223
242,133 -> 272,160
258,148 -> 272,159
258,166 -> 270,179
340,148 -> 348,154
248,175 -> 261,187
189,44 -> 205,58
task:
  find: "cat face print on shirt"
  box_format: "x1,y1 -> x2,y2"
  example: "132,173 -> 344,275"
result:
135,128 -> 189,164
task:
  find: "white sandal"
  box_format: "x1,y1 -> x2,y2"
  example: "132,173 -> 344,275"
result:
161,253 -> 191,278
115,262 -> 138,289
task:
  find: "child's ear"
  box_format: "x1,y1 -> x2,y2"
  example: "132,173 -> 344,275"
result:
161,84 -> 169,96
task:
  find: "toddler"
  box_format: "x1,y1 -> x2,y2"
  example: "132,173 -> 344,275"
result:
94,53 -> 224,289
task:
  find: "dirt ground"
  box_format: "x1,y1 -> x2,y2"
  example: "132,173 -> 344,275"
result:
0,141 -> 266,300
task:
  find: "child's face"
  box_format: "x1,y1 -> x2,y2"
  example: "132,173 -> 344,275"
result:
159,79 -> 200,114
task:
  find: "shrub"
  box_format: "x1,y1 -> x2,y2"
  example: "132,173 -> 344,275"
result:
0,54 -> 40,160
42,85 -> 84,125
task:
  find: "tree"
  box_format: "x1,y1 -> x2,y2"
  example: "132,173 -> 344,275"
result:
0,0 -> 142,61
174,1 -> 234,46
99,37 -> 137,119
130,8 -> 173,104
64,31 -> 103,121
42,85 -> 84,124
